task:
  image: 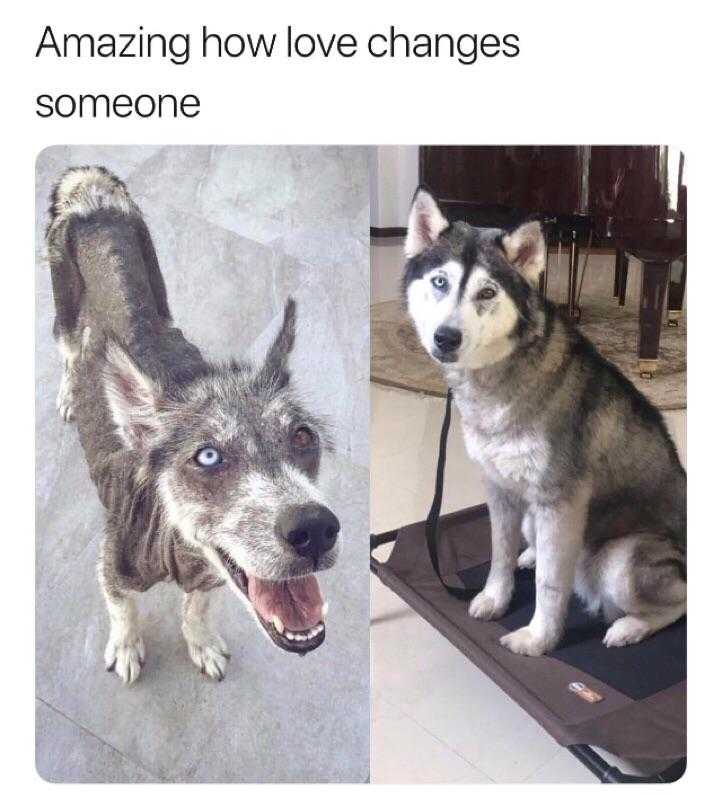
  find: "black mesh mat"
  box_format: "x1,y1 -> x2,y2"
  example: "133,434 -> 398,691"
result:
373,505 -> 686,760
457,563 -> 686,701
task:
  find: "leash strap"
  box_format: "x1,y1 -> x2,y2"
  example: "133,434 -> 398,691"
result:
424,389 -> 477,601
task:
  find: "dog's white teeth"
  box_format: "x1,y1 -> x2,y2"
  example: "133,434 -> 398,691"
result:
281,624 -> 324,642
271,615 -> 284,634
321,602 -> 329,618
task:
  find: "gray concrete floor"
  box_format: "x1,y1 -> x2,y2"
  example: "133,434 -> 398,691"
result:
35,146 -> 370,783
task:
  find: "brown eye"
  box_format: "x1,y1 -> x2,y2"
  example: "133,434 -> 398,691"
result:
477,286 -> 497,300
292,426 -> 315,450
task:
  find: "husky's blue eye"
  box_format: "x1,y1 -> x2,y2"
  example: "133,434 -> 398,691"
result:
431,274 -> 448,290
195,446 -> 222,467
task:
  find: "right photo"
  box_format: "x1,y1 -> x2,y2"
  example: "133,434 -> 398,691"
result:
369,146 -> 686,784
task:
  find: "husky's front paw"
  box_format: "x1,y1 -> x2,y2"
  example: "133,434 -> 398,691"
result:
105,634 -> 145,684
468,590 -> 509,621
183,625 -> 230,681
517,547 -> 536,569
500,626 -> 552,657
56,373 -> 75,422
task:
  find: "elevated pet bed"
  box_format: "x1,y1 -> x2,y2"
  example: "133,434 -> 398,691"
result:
371,394 -> 685,784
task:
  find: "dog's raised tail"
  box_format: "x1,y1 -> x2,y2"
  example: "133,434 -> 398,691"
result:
45,165 -> 171,349
48,166 -> 138,232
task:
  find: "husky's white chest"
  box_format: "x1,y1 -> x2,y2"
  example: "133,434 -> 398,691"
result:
457,402 -> 547,494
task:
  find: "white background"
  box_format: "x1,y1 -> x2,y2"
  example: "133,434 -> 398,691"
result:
3,1 -> 719,790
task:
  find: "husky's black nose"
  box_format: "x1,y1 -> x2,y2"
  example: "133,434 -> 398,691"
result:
282,504 -> 340,562
434,326 -> 462,353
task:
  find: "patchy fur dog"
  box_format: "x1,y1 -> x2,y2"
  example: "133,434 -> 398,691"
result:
46,166 -> 340,683
403,187 -> 686,657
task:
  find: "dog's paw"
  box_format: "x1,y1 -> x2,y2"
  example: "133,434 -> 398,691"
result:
184,628 -> 230,681
56,374 -> 75,422
517,547 -> 536,569
603,616 -> 649,648
468,591 -> 508,621
105,634 -> 145,684
500,626 -> 551,657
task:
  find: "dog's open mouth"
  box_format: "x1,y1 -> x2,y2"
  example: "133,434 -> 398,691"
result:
218,552 -> 327,654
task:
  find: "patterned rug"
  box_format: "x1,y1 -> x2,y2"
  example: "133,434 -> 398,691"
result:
371,298 -> 686,411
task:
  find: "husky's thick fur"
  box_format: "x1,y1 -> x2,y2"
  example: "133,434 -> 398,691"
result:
403,188 -> 686,656
46,166 -> 340,683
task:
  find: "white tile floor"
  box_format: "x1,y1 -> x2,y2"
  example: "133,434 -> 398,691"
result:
370,383 -> 687,784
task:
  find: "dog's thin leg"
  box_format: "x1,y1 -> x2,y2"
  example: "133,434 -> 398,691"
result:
517,511 -> 536,569
182,590 -> 230,681
55,326 -> 91,422
56,334 -> 79,422
98,566 -> 145,684
469,488 -> 523,620
49,218 -> 85,423
500,491 -> 588,656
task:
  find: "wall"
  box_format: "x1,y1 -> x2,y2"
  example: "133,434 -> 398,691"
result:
369,145 -> 419,228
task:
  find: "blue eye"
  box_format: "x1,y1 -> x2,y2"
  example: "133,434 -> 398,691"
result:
195,446 -> 222,467
431,274 -> 448,290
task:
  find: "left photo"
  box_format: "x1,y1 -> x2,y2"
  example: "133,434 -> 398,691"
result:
35,146 -> 370,783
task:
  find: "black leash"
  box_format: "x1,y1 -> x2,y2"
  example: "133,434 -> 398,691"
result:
424,390 -> 476,601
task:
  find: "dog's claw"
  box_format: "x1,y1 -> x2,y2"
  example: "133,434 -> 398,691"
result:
184,629 -> 230,682
104,635 -> 145,684
192,646 -> 227,681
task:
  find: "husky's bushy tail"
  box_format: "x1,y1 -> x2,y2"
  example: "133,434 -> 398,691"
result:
46,166 -> 150,341
45,166 -> 171,421
48,166 -> 138,229
46,164 -> 170,333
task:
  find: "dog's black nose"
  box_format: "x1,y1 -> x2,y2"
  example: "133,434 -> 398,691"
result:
282,504 -> 340,562
434,326 -> 462,353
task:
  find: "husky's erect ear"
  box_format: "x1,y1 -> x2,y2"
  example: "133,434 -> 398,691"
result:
103,339 -> 164,450
501,220 -> 546,285
257,298 -> 296,390
405,187 -> 449,258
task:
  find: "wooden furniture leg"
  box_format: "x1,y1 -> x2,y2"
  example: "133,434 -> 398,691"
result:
566,230 -> 581,321
613,248 -> 623,298
618,252 -> 630,307
638,258 -> 671,378
666,257 -> 686,326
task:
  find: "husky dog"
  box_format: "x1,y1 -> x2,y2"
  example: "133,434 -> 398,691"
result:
46,166 -> 340,684
403,187 -> 686,657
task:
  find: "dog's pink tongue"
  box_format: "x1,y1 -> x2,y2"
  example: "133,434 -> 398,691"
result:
247,575 -> 324,631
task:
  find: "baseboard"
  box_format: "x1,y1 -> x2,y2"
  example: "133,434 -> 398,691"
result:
371,226 -> 406,239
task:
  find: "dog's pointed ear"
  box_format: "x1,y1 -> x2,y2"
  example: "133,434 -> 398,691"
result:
405,187 -> 449,258
501,220 -> 546,285
257,298 -> 296,390
103,338 -> 164,450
